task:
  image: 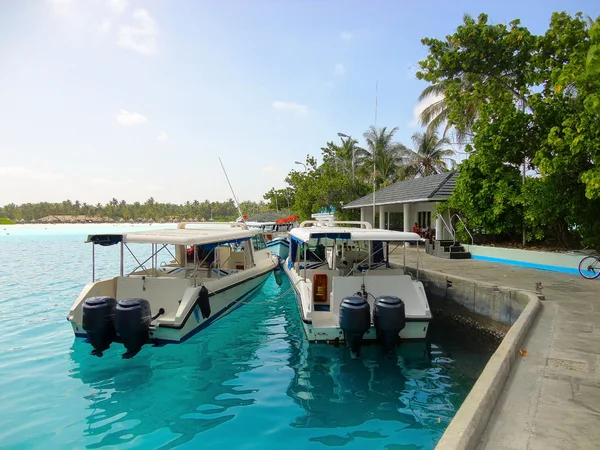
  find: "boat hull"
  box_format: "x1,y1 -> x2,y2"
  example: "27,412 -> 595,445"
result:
71,269 -> 273,344
266,238 -> 289,259
284,261 -> 431,345
300,318 -> 430,343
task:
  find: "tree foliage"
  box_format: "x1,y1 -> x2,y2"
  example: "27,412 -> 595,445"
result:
419,11 -> 600,248
0,198 -> 272,223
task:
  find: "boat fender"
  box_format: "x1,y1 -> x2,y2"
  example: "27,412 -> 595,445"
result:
197,286 -> 211,319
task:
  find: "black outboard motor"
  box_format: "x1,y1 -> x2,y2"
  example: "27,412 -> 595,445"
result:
82,296 -> 117,357
115,298 -> 152,359
339,296 -> 371,357
373,296 -> 406,357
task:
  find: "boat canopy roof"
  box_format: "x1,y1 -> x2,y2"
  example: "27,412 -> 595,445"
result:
86,227 -> 260,247
289,225 -> 422,243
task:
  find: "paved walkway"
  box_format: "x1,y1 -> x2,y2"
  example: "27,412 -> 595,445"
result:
390,250 -> 600,450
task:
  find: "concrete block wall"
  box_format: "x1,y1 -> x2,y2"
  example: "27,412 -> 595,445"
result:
400,266 -> 529,326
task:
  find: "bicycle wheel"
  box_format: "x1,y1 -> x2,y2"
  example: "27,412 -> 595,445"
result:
578,256 -> 600,279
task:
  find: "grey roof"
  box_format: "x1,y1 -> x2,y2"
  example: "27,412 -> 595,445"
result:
343,172 -> 457,209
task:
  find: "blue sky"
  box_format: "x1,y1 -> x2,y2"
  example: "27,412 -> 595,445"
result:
1,0 -> 598,205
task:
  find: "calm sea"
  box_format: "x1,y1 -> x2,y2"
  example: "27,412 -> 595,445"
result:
0,224 -> 491,449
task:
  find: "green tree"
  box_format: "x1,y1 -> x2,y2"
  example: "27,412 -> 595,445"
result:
418,11 -> 600,247
403,130 -> 456,177
361,126 -> 408,188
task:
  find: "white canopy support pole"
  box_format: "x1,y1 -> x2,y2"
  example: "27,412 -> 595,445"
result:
303,245 -> 307,281
416,240 -> 420,281
120,241 -> 124,276
92,244 -> 95,282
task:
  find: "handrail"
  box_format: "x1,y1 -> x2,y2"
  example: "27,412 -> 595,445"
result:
450,214 -> 474,246
177,221 -> 249,230
299,220 -> 372,229
435,214 -> 455,241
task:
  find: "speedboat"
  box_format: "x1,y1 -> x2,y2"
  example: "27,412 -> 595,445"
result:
243,215 -> 298,259
67,222 -> 280,358
283,220 -> 432,356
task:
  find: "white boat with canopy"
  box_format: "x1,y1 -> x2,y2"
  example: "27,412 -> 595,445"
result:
283,220 -> 431,356
67,222 -> 280,358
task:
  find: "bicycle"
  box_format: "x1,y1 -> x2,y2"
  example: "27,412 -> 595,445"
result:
578,255 -> 600,279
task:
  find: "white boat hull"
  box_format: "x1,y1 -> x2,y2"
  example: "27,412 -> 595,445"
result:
266,238 -> 289,259
284,260 -> 432,345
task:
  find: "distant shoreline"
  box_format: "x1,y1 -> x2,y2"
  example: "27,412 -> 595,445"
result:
2,222 -> 179,228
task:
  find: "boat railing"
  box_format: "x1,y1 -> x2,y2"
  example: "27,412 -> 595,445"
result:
177,221 -> 249,230
299,220 -> 372,229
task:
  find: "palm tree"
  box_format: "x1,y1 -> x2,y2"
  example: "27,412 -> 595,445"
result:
403,130 -> 456,178
361,126 -> 408,188
418,77 -> 479,145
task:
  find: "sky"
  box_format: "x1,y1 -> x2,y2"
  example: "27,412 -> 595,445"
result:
1,0 -> 598,206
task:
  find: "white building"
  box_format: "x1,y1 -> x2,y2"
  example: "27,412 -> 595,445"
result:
342,172 -> 457,241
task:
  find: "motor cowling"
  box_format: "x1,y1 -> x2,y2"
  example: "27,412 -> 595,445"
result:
82,296 -> 117,357
339,296 -> 371,357
115,298 -> 152,359
373,296 -> 406,357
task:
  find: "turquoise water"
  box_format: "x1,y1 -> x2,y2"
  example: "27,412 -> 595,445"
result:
0,225 -> 491,449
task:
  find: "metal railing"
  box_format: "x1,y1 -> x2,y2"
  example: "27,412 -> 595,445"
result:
435,213 -> 455,241
433,213 -> 475,246
450,214 -> 474,246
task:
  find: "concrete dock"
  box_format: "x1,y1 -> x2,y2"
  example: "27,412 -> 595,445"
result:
390,250 -> 600,450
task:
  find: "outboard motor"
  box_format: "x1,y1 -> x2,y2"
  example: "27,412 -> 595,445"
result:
82,296 -> 117,357
273,258 -> 283,286
115,298 -> 152,359
373,296 -> 406,357
339,296 -> 371,357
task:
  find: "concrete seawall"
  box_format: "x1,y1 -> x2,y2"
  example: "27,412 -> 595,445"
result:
402,265 -> 529,326
394,264 -> 542,450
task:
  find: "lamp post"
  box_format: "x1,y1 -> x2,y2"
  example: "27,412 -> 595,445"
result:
337,132 -> 355,188
294,161 -> 307,173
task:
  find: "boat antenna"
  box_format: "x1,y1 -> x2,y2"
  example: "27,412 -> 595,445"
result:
218,157 -> 245,223
373,80 -> 378,228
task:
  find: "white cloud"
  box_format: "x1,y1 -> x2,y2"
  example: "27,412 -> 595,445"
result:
340,31 -> 352,40
98,20 -> 112,33
261,166 -> 279,174
117,9 -> 158,55
0,166 -> 64,182
156,131 -> 168,141
116,109 -> 149,125
272,101 -> 309,116
409,93 -> 444,127
107,0 -> 127,14
334,63 -> 345,76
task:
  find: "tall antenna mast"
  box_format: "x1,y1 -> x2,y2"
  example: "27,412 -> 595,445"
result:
218,157 -> 245,223
373,80 -> 378,228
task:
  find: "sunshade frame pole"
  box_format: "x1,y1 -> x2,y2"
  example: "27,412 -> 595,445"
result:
120,241 -> 124,276
92,243 -> 95,282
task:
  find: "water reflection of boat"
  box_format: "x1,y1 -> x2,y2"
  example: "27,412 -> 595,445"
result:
68,285 -> 278,449
285,337 -> 471,435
